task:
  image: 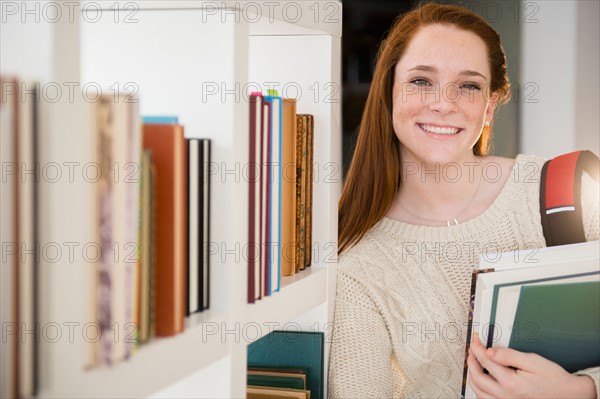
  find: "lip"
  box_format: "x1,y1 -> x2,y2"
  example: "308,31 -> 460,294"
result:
417,123 -> 463,139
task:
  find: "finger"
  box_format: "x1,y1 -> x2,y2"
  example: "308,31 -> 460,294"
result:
467,351 -> 502,398
469,339 -> 514,385
486,346 -> 542,372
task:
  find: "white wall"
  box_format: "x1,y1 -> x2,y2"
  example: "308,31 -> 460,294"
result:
575,0 -> 600,155
520,0 -> 599,158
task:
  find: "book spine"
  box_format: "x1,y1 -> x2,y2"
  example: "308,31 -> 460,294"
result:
305,115 -> 314,268
96,97 -> 113,366
202,139 -> 211,310
248,95 -> 260,303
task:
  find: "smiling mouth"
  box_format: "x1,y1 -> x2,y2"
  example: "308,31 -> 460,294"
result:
418,123 -> 462,135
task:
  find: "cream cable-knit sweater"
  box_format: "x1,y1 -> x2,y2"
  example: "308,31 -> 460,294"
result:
328,154 -> 600,398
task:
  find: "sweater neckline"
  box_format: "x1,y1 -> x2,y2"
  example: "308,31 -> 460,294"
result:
375,154 -> 531,241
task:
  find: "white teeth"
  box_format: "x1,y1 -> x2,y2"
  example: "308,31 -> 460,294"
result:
420,124 -> 460,135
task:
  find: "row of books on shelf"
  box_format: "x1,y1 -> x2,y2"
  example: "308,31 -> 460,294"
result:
248,91 -> 315,304
93,98 -> 212,369
0,77 -> 212,399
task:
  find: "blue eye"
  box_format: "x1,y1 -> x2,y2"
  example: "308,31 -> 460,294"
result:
410,78 -> 431,86
461,83 -> 481,91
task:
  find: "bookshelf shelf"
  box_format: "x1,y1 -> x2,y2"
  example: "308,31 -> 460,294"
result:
76,311 -> 230,398
242,266 -> 328,345
1,1 -> 341,398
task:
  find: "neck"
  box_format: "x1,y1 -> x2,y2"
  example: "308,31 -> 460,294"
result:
395,155 -> 485,223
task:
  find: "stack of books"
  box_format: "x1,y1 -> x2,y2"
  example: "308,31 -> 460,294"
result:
462,240 -> 600,398
247,330 -> 325,399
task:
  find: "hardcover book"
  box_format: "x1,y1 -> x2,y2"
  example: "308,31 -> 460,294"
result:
142,122 -> 187,337
265,90 -> 282,295
280,99 -> 297,276
303,114 -> 314,268
248,93 -> 262,303
295,115 -> 307,272
261,97 -> 272,298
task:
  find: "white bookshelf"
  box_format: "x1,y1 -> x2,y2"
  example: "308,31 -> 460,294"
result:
1,1 -> 341,397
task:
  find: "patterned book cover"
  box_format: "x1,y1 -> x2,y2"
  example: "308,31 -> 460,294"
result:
460,268 -> 493,398
95,96 -> 114,366
304,115 -> 314,268
295,115 -> 307,272
124,99 -> 141,358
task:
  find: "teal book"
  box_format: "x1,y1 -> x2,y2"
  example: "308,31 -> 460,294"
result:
142,116 -> 179,124
509,281 -> 600,373
263,89 -> 283,295
248,331 -> 324,399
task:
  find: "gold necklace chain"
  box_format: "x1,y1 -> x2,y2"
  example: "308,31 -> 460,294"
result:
398,175 -> 484,227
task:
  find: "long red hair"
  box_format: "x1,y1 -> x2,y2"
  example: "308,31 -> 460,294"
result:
338,2 -> 512,254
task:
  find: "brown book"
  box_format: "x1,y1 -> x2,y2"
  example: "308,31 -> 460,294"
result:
304,115 -> 314,268
295,115 -> 308,272
281,99 -> 297,276
143,123 -> 187,336
247,386 -> 310,399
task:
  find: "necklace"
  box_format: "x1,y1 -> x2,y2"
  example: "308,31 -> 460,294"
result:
397,175 -> 484,227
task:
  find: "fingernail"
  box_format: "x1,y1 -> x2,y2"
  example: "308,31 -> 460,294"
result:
487,348 -> 496,358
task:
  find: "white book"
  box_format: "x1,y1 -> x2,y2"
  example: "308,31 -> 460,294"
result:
188,139 -> 200,315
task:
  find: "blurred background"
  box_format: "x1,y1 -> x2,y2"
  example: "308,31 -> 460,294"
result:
340,0 -> 600,177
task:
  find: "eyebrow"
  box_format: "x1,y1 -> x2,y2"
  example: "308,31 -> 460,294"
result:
407,65 -> 487,80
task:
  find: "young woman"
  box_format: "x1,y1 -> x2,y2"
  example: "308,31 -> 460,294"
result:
328,3 -> 599,398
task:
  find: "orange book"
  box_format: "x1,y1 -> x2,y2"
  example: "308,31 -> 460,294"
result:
142,124 -> 187,336
281,99 -> 297,276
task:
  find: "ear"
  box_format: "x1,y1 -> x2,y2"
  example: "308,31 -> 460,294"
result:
485,92 -> 499,124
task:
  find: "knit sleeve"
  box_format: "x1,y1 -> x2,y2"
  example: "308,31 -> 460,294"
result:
575,367 -> 599,398
582,172 -> 599,241
328,268 -> 394,399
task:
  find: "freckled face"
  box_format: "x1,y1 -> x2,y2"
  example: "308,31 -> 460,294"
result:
392,24 -> 497,166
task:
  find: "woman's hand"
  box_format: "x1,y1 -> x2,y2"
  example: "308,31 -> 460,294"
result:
467,334 -> 597,398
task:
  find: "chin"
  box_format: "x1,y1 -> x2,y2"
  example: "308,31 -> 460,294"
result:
413,148 -> 470,167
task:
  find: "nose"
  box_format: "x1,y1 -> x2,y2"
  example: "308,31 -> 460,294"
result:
428,83 -> 459,115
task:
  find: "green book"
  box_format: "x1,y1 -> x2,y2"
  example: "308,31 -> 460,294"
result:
248,331 -> 324,399
509,281 -> 600,373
